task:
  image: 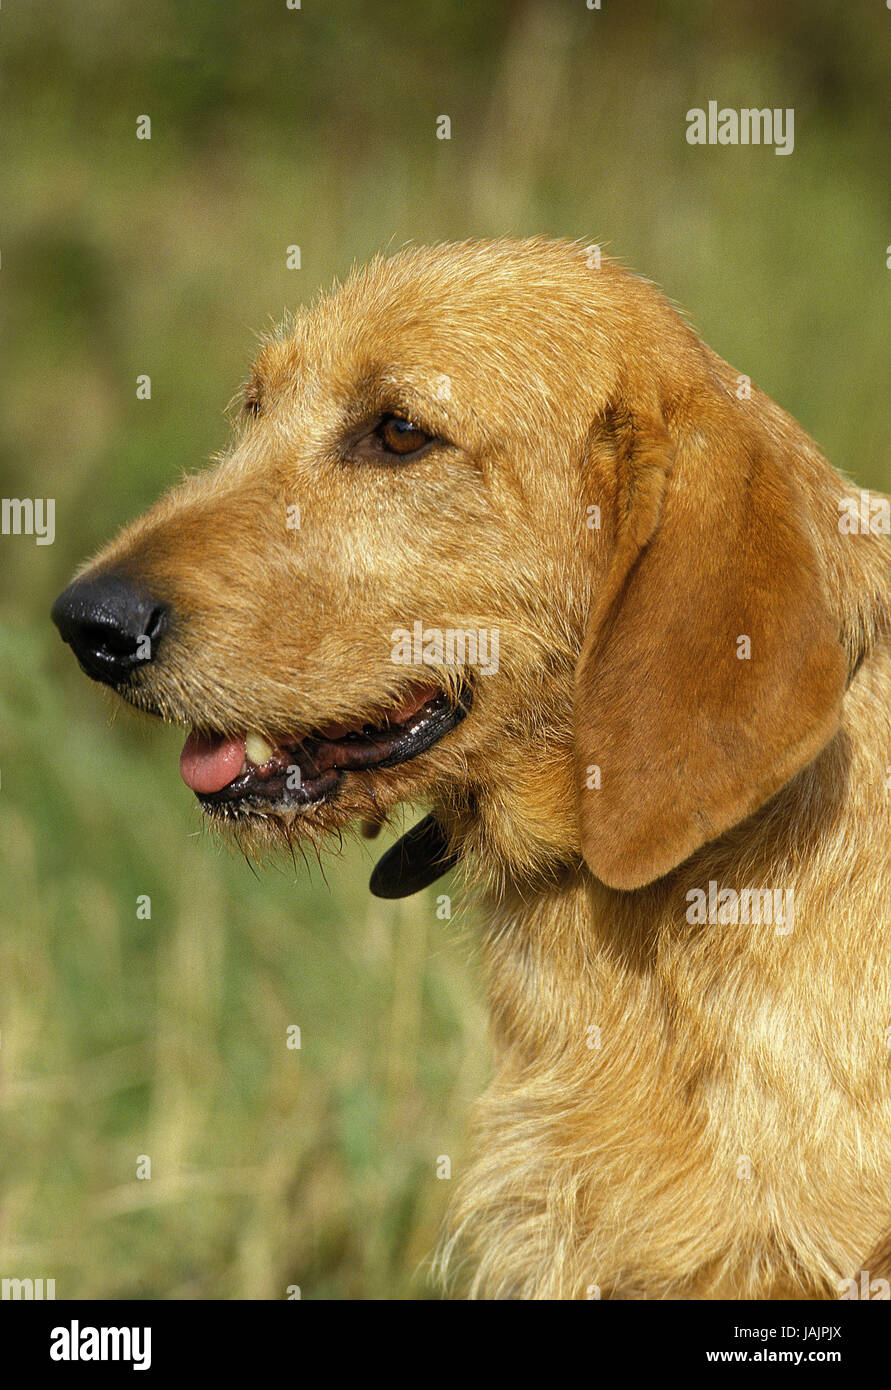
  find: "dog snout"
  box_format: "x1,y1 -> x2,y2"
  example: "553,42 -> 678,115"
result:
51,572 -> 168,686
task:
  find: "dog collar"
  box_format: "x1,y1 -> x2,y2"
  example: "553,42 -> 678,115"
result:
369,814 -> 458,898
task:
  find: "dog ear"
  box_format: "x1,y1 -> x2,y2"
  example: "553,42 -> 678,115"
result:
574,401 -> 848,891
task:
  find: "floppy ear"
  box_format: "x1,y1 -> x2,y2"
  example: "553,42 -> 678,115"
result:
574,400 -> 848,891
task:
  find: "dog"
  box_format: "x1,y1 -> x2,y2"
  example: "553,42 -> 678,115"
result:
52,238 -> 891,1299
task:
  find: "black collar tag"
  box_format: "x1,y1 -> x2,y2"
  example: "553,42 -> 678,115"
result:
369,814 -> 458,899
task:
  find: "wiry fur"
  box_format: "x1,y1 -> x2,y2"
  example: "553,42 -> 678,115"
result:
66,239 -> 891,1299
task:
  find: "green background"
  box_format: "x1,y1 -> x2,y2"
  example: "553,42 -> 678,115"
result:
1,0 -> 889,1298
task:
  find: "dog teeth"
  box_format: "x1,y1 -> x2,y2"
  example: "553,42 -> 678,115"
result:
245,733 -> 275,765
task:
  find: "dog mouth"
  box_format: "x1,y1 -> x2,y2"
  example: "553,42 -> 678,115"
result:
181,681 -> 470,818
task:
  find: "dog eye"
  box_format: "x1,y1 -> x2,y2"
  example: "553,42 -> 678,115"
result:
376,415 -> 431,456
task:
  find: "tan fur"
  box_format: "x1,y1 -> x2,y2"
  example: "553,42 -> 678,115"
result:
67,239 -> 891,1299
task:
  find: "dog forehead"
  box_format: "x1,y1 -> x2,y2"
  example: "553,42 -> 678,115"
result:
251,240 -> 617,427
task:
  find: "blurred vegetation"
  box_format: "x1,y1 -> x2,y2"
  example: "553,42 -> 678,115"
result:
0,0 -> 889,1298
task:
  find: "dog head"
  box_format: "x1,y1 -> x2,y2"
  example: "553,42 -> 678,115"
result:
52,238 -> 853,894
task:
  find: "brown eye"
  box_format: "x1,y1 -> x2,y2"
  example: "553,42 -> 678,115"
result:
376,415 -> 430,455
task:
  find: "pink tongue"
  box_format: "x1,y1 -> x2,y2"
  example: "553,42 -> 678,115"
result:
180,731 -> 246,794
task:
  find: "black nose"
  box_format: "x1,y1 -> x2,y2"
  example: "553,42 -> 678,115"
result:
51,572 -> 168,686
